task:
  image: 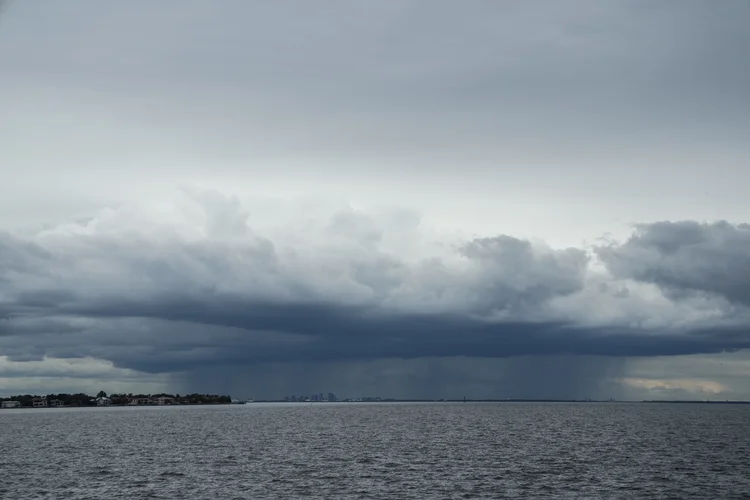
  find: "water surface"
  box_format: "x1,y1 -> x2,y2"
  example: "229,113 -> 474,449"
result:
1,402 -> 748,499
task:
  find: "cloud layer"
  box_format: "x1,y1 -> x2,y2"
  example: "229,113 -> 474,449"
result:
599,221 -> 750,306
1,191 -> 749,398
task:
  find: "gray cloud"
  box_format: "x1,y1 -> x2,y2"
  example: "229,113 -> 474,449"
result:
599,221 -> 750,306
1,197 -> 750,396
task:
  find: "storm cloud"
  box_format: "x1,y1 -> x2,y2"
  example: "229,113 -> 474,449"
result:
1,195 -> 749,395
599,221 -> 750,306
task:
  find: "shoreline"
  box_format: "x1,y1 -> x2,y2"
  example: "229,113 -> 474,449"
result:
4,398 -> 750,409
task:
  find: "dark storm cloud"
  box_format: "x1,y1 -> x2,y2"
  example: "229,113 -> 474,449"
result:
0,222 -> 593,373
48,297 -> 750,374
599,221 -> 750,305
2,210 -> 750,381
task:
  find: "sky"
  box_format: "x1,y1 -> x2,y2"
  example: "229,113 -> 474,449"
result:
1,0 -> 750,400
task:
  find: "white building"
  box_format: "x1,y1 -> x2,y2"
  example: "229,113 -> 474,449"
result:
1,401 -> 21,409
96,397 -> 111,406
50,400 -> 65,408
32,397 -> 48,408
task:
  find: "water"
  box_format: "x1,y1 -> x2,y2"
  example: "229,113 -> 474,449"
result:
1,402 -> 749,499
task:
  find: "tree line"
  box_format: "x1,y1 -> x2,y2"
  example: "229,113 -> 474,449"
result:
1,392 -> 232,407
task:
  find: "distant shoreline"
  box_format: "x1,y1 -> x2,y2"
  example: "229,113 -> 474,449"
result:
4,398 -> 750,409
0,402 -> 232,408
248,399 -> 750,405
0,393 -> 233,409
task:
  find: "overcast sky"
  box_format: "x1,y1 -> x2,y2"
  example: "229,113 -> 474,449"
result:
1,1 -> 749,400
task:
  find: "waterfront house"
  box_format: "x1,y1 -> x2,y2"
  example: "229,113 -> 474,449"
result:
32,397 -> 48,408
1,401 -> 21,409
128,397 -> 152,405
50,399 -> 64,408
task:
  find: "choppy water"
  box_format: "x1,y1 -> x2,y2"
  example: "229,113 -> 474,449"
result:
1,402 -> 749,499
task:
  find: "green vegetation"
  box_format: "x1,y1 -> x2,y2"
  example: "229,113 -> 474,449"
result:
108,393 -> 231,405
1,393 -> 93,407
0,392 -> 232,407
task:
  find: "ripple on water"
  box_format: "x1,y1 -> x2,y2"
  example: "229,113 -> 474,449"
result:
1,403 -> 750,499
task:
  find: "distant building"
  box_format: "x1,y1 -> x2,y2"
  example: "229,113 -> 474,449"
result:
128,398 -> 152,406
155,397 -> 174,405
96,397 -> 111,406
328,393 -> 337,402
32,397 -> 48,408
1,401 -> 21,409
50,400 -> 65,408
